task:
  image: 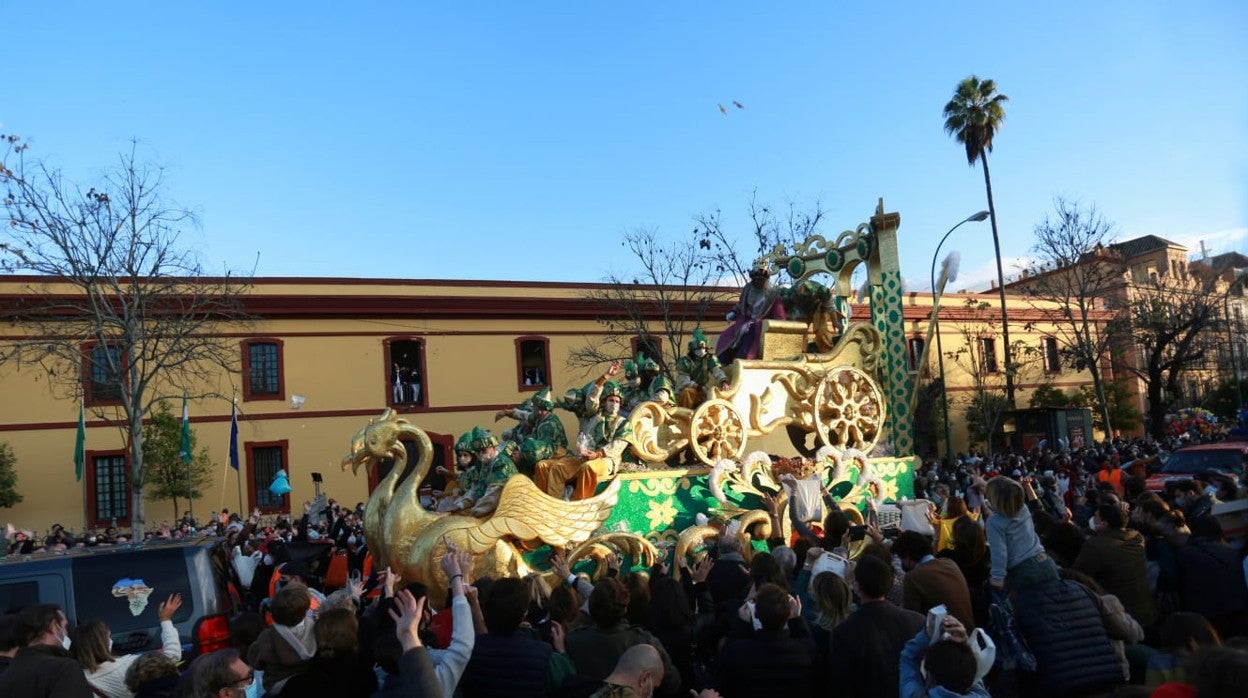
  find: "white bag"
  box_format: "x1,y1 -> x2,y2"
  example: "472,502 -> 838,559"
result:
969,627 -> 997,681
898,499 -> 936,536
784,475 -> 825,523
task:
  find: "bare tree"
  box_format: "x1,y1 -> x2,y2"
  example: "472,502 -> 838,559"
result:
1020,198 -> 1123,436
569,194 -> 830,379
1115,270 -> 1230,438
695,190 -> 828,286
0,138 -> 251,537
568,227 -> 730,376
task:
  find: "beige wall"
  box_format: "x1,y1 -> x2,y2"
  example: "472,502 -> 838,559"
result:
0,278 -> 1105,533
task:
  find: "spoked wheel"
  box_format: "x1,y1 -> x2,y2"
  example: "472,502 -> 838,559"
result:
813,366 -> 886,452
689,399 -> 747,465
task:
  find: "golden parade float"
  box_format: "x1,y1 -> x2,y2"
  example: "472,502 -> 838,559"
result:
344,200 -> 919,599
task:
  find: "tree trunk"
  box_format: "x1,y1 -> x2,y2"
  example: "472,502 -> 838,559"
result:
1087,362 -> 1114,439
129,413 -> 147,540
981,154 -> 1015,405
1147,372 -> 1169,439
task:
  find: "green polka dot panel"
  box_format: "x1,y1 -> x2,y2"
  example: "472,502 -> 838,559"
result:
825,249 -> 843,271
787,257 -> 806,278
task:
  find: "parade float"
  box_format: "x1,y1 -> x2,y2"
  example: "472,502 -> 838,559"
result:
343,200 -> 920,599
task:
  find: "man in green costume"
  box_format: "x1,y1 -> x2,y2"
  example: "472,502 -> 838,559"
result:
451,427 -> 518,516
536,381 -> 633,500
674,328 -> 729,409
512,388 -> 568,476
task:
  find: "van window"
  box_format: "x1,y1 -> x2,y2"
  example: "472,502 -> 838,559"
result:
70,548 -> 195,632
0,580 -> 39,613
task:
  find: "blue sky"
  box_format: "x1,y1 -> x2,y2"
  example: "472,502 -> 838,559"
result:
4,2 -> 1245,291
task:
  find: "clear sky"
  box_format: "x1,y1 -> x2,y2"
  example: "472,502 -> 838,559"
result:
4,2 -> 1245,292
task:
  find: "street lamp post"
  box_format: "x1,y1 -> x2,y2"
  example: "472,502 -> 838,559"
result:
930,211 -> 991,466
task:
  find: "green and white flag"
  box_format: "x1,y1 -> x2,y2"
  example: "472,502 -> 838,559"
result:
179,394 -> 192,463
74,399 -> 85,481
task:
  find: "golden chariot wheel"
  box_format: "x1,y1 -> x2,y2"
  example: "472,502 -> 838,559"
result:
813,366 -> 886,453
689,399 -> 747,465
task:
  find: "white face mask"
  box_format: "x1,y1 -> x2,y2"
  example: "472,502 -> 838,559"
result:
263,555 -> 274,566
604,400 -> 620,416
347,535 -> 357,546
59,628 -> 71,650
1088,516 -> 1099,531
107,636 -> 113,654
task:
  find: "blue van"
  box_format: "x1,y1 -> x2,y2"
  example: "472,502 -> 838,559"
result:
0,539 -> 237,657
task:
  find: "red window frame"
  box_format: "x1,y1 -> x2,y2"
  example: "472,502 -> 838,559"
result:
246,440 -> 291,515
241,338 -> 285,402
84,449 -> 131,528
514,336 -> 551,392
383,337 -> 430,411
81,341 -> 125,407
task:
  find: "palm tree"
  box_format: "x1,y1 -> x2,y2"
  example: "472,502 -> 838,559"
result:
943,75 -> 1015,404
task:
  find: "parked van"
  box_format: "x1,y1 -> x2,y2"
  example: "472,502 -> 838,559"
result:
0,539 -> 236,657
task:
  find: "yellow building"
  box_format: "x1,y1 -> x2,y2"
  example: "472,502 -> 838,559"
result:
0,276 -> 1104,534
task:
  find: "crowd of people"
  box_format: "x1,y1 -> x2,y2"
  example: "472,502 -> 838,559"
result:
3,427 -> 1248,697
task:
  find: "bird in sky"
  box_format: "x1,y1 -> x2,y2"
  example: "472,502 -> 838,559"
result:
718,103 -> 728,116
733,100 -> 745,109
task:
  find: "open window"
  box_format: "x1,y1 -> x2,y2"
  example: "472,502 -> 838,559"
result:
1042,337 -> 1061,373
242,339 -> 284,401
907,337 -> 925,374
85,450 -> 130,528
246,440 -> 290,515
385,338 -> 428,408
515,337 -> 550,391
979,337 -> 999,373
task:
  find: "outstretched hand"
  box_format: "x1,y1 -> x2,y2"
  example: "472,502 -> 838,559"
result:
389,589 -> 427,651
158,593 -> 183,622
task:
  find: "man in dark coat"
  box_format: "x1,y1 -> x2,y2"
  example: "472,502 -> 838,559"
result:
826,555 -> 924,697
1073,502 -> 1157,628
565,578 -> 680,697
0,604 -> 92,698
717,583 -> 821,697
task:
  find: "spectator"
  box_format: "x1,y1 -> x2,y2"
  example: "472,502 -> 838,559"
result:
122,652 -> 179,698
247,582 -> 317,695
1176,516 -> 1248,638
72,595 -> 183,698
459,577 -> 574,697
281,607 -> 377,698
984,476 -> 1057,593
388,589 -> 443,698
564,577 -> 680,697
0,603 -> 94,698
899,614 -> 989,698
184,648 -> 254,698
645,575 -> 698,693
826,554 -> 924,697
892,531 -> 976,630
585,643 -> 666,698
938,516 -> 990,629
717,583 -> 821,697
1145,612 -> 1222,689
806,571 -> 851,656
1073,501 -> 1158,628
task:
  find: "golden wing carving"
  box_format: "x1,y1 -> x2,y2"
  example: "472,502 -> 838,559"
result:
461,476 -> 622,554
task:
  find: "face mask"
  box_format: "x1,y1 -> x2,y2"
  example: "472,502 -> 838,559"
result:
107,637 -> 113,654
604,400 -> 620,416
694,348 -> 706,358
244,676 -> 260,698
307,530 -> 320,541
1088,516 -> 1098,531
60,629 -> 71,650
347,536 -> 357,546
263,555 -> 273,566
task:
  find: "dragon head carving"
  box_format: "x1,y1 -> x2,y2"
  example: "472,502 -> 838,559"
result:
342,408 -> 411,474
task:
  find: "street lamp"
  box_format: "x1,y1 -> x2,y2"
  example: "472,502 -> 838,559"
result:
930,211 -> 991,466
